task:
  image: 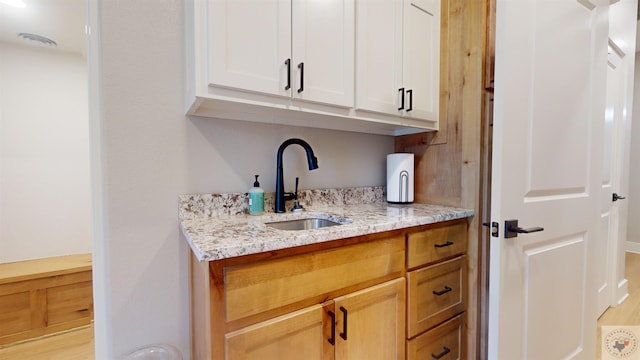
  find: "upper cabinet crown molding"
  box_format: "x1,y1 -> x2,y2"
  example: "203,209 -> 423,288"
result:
185,0 -> 442,136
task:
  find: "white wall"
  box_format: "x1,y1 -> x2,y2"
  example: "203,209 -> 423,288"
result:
628,53 -> 640,252
92,1 -> 394,358
0,42 -> 92,263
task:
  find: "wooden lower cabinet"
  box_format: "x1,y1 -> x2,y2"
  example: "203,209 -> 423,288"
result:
225,279 -> 405,360
191,219 -> 469,359
0,254 -> 93,345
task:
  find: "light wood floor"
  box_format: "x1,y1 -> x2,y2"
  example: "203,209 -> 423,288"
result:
0,324 -> 94,360
597,252 -> 640,359
0,253 -> 637,360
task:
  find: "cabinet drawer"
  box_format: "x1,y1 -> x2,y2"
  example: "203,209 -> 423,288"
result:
407,256 -> 466,337
407,314 -> 465,360
224,236 -> 405,322
47,281 -> 93,326
407,222 -> 466,269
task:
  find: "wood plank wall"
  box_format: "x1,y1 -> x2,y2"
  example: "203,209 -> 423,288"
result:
394,1 -> 489,358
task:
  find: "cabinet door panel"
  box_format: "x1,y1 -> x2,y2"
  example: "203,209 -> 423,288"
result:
292,0 -> 354,107
334,278 -> 406,360
355,0 -> 403,114
225,304 -> 331,360
403,0 -> 440,121
208,0 -> 291,97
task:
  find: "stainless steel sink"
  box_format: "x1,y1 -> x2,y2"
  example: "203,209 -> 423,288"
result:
265,218 -> 343,231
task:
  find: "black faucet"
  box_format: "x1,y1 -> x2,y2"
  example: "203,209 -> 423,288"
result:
275,138 -> 319,213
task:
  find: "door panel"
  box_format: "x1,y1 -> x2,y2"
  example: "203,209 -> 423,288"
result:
489,0 -> 608,358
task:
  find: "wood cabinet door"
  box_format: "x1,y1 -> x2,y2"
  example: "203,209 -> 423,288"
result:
225,303 -> 334,360
291,0 -> 354,107
207,0 -> 291,97
402,0 -> 440,122
355,0 -> 403,115
333,278 -> 406,360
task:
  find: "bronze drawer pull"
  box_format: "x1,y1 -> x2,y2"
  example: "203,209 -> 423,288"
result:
339,306 -> 348,340
432,346 -> 451,359
433,286 -> 452,296
327,311 -> 336,345
434,240 -> 454,248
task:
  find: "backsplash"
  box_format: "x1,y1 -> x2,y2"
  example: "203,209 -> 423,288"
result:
179,186 -> 386,220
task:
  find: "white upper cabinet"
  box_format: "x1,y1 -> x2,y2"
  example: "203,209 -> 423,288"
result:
356,0 -> 440,122
208,0 -> 354,107
186,0 -> 440,135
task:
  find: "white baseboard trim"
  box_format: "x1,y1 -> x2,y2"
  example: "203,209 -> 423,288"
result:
626,241 -> 640,254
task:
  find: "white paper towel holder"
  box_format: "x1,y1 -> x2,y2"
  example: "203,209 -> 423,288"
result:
386,153 -> 414,204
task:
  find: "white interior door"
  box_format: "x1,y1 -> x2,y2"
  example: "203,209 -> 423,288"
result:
596,45 -> 622,317
488,0 -> 609,359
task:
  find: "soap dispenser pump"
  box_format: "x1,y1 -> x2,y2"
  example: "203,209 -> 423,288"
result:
248,175 -> 264,215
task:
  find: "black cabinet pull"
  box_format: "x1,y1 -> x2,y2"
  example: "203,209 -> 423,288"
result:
434,241 -> 454,248
339,306 -> 348,340
328,310 -> 336,345
433,286 -> 452,296
398,88 -> 405,110
297,62 -> 304,93
406,89 -> 413,111
285,59 -> 291,90
432,346 -> 451,359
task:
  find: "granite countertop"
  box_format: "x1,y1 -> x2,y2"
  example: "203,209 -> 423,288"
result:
180,186 -> 474,262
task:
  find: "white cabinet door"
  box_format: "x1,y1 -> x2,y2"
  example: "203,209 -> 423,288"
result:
402,0 -> 440,122
292,0 -> 354,107
355,0 -> 439,121
208,0 -> 291,97
355,0 -> 403,114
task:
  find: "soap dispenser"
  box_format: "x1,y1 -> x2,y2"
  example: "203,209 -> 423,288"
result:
248,175 -> 264,215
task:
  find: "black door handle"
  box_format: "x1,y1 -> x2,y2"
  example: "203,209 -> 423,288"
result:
398,88 -> 405,110
613,193 -> 626,202
505,219 -> 544,238
406,89 -> 413,111
297,62 -> 304,93
327,310 -> 336,345
434,241 -> 454,248
339,306 -> 347,340
284,59 -> 291,90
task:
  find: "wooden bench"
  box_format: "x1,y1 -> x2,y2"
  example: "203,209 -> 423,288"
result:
0,254 -> 93,345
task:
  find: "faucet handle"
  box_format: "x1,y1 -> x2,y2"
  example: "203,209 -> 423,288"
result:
294,177 -> 299,199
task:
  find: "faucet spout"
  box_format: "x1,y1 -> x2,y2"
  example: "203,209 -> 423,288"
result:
275,138 -> 319,213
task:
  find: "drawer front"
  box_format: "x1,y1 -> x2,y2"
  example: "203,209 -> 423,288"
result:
407,222 -> 467,269
47,280 -> 93,326
407,314 -> 465,360
225,236 -> 405,322
407,256 -> 466,337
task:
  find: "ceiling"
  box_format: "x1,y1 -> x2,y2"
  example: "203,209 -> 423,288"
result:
0,0 -> 85,56
0,1 -> 638,57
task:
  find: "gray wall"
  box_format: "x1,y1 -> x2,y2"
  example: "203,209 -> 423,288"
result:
93,1 -> 394,358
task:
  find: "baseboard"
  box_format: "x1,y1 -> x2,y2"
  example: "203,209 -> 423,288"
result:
626,241 -> 640,254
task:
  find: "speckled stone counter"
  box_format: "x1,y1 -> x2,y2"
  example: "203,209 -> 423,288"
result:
180,186 -> 474,262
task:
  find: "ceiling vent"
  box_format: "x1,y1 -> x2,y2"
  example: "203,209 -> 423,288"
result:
17,33 -> 57,47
